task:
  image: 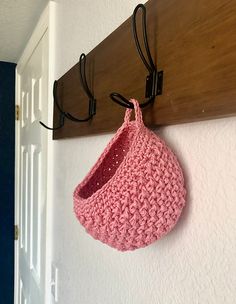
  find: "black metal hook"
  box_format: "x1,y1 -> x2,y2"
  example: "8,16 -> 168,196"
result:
66,53 -> 96,122
110,3 -> 163,109
40,53 -> 96,130
39,81 -> 65,130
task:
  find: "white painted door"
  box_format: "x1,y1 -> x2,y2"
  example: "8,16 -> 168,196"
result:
16,30 -> 49,304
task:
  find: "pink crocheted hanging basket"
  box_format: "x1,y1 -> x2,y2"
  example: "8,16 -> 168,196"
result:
73,99 -> 186,251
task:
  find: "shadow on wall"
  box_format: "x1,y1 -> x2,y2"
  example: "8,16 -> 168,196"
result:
153,127 -> 192,243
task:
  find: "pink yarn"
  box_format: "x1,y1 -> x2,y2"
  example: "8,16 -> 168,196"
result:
73,99 -> 186,251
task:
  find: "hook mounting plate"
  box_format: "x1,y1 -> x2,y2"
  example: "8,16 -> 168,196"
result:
145,70 -> 163,98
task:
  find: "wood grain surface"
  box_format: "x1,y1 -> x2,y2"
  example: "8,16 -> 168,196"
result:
53,0 -> 236,139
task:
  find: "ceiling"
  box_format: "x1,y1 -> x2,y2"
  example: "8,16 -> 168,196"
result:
0,0 -> 49,63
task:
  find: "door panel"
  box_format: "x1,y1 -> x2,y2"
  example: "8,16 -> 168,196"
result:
32,78 -> 42,122
20,278 -> 28,304
20,146 -> 29,253
30,145 -> 41,280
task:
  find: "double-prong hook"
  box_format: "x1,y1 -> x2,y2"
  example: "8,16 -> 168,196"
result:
40,53 -> 96,130
110,4 -> 163,109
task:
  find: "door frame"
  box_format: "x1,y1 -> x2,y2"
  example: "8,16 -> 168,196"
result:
15,2 -> 55,303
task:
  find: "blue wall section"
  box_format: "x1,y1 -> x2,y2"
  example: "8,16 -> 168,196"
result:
0,61 -> 16,304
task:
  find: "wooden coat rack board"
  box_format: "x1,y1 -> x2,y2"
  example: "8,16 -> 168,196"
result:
53,0 -> 236,139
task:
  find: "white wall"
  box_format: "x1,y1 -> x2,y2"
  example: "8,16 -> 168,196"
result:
52,1 -> 236,303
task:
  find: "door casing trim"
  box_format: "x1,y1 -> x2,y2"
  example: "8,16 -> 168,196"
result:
15,2 -> 55,303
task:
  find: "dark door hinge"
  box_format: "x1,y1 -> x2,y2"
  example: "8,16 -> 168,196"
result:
16,105 -> 20,121
14,225 -> 19,241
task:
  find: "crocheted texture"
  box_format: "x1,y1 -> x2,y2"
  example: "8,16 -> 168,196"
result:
74,99 -> 186,251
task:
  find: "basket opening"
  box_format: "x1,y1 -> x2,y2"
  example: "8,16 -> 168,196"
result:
79,125 -> 137,199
